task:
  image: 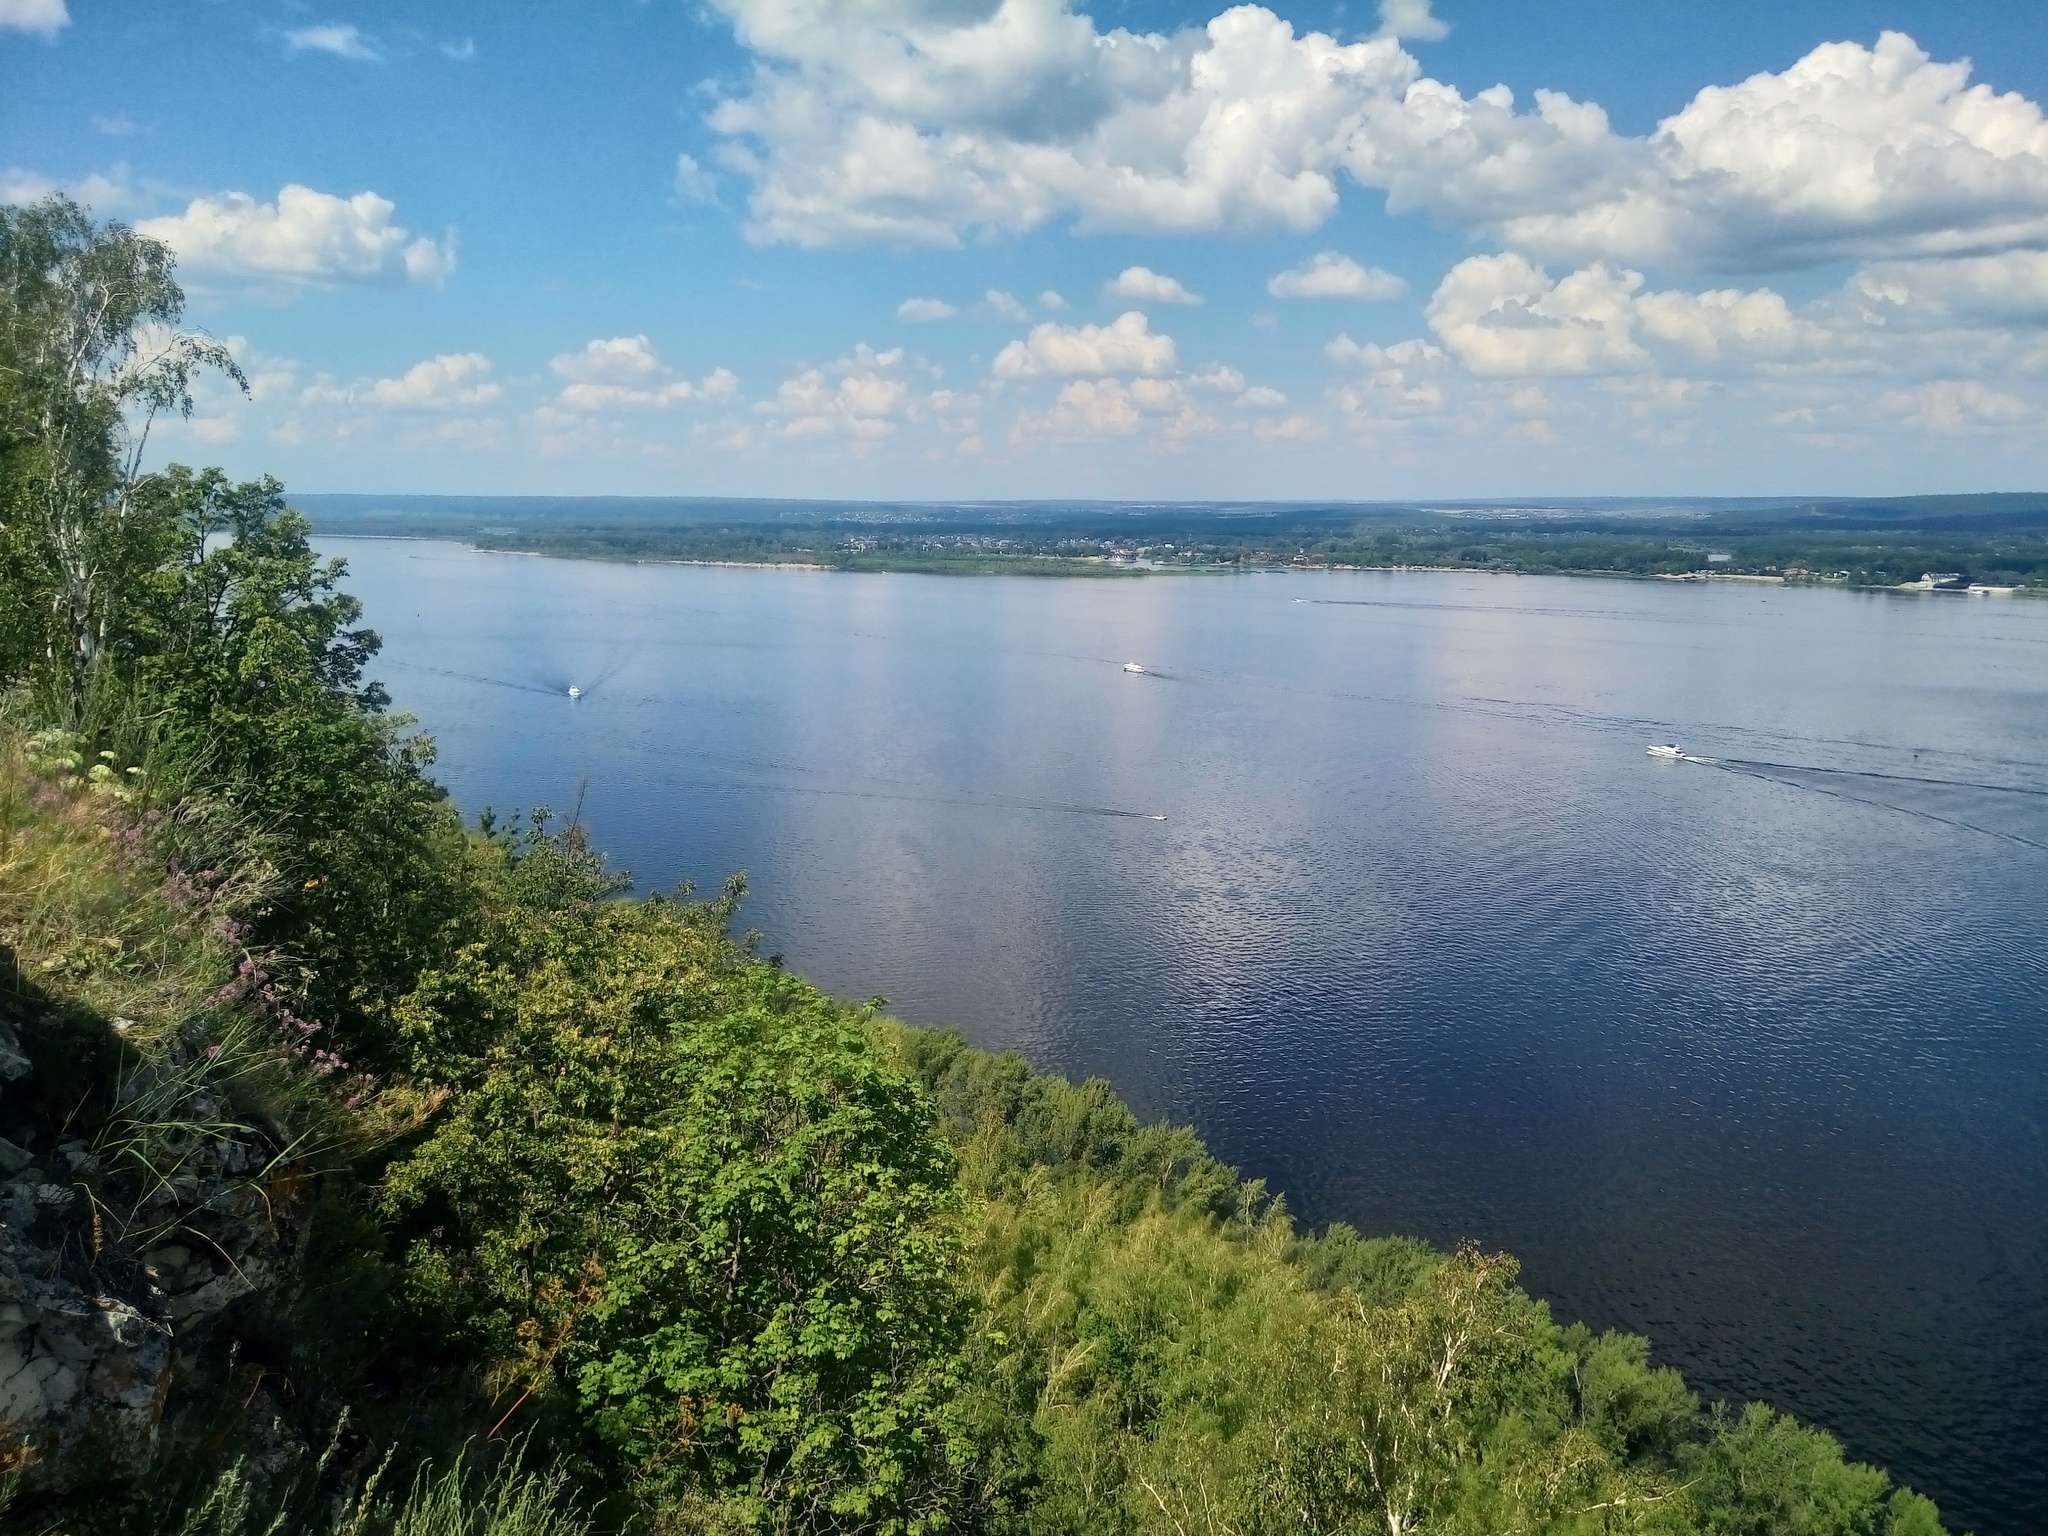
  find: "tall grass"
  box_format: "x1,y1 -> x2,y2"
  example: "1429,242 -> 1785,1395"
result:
165,1445 -> 590,1536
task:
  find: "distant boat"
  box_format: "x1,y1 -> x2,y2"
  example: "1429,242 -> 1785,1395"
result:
1646,743 -> 1682,759
1122,662 -> 1146,674
567,686 -> 582,698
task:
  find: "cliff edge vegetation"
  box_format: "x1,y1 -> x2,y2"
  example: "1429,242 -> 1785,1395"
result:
0,195 -> 1959,1535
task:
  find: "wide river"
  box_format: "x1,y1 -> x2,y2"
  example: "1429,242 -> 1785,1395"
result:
331,538 -> 2048,1535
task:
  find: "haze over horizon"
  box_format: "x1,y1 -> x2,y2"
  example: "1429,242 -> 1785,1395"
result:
9,0 -> 2048,500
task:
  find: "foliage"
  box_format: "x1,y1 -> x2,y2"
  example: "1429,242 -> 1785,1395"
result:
383,869 -> 968,1533
0,195 -> 243,718
114,464 -> 477,1069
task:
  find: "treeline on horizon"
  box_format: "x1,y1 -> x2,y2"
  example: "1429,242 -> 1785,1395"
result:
302,495 -> 2048,589
0,196 -> 1969,1534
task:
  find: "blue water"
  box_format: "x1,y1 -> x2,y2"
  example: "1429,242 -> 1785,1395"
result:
331,539 -> 2048,1535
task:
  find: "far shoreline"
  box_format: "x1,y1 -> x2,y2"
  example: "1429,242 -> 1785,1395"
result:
312,528 -> 2048,597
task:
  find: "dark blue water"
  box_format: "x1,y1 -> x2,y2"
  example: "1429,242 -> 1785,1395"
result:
331,540 -> 2048,1535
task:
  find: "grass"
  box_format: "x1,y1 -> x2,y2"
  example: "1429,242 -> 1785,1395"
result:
0,723 -> 244,1045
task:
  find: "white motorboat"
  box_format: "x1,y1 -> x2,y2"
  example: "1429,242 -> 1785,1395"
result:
567,686 -> 582,698
1646,743 -> 1682,759
1122,662 -> 1146,674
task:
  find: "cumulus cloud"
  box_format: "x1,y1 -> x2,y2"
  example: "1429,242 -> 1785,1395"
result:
705,1 -> 1418,245
897,296 -> 959,322
985,289 -> 1030,321
1010,375 -> 1214,447
1479,33 -> 2048,271
697,6 -> 2048,278
992,311 -> 1176,377
1038,289 -> 1067,310
298,352 -> 501,418
366,353 -> 500,409
1373,0 -> 1446,43
1878,379 -> 2029,433
675,154 -> 719,204
1324,335 -> 1456,430
284,24 -> 380,62
139,185 -> 455,289
1424,253 -> 1805,375
1849,251 -> 2048,327
1268,251 -> 1404,300
1105,265 -> 1201,304
549,335 -> 738,409
747,345 -> 918,449
1,166 -> 137,211
0,0 -> 67,37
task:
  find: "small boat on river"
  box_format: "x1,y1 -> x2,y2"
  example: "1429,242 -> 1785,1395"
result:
1122,662 -> 1146,674
567,686 -> 582,698
1646,743 -> 1682,759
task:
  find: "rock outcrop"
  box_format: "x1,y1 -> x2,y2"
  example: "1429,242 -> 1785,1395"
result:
0,1008 -> 296,1495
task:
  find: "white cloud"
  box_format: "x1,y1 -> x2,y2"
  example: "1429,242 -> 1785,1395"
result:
139,185 -> 454,289
1373,0 -> 1446,43
1849,251 -> 2048,327
1105,265 -> 1201,305
992,311 -> 1177,377
675,154 -> 719,204
1474,33 -> 2048,271
706,1 -> 1418,246
549,335 -> 739,409
1007,371 -> 1215,450
1254,412 -> 1326,442
1038,289 -> 1067,310
985,289 -> 1030,321
1324,336 -> 1456,431
366,353 -> 501,410
698,7 -> 2048,278
1026,378 -> 1142,438
1268,251 -> 1404,300
441,37 -> 476,62
749,346 -> 917,448
1,166 -> 137,211
1424,253 -> 1805,376
298,353 -> 497,413
897,296 -> 959,322
1237,385 -> 1288,408
284,24 -> 380,62
0,0 -> 67,37
1878,379 -> 2029,433
1187,363 -> 1245,391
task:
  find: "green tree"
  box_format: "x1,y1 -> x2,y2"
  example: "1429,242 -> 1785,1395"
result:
385,888 -> 969,1533
0,194 -> 242,718
119,465 -> 473,1065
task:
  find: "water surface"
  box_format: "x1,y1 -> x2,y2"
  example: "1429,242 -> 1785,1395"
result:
332,540 -> 2048,1536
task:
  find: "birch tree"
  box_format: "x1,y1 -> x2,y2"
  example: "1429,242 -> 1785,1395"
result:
0,194 -> 244,719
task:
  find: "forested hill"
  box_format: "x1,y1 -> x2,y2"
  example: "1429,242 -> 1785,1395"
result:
299,492 -> 2048,588
0,196 -> 1965,1534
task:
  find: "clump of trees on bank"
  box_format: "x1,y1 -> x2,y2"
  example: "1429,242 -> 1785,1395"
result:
0,197 -> 1957,1534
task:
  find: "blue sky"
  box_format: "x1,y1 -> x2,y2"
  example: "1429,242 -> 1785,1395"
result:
7,0 -> 2048,499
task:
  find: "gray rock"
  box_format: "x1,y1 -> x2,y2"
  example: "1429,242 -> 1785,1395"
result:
0,1023 -> 29,1083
